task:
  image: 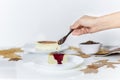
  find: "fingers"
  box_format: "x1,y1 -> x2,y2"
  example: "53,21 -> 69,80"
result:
70,15 -> 98,35
72,27 -> 90,35
70,20 -> 80,29
70,15 -> 96,29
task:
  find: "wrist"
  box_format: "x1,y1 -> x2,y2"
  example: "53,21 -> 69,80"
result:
95,12 -> 120,29
93,16 -> 115,30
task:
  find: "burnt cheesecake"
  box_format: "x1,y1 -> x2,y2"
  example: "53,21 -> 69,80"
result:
36,41 -> 60,51
48,52 -> 68,64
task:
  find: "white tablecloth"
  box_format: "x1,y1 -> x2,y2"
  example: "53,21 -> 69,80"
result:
1,53 -> 120,80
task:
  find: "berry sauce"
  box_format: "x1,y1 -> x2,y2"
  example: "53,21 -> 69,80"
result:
53,52 -> 64,64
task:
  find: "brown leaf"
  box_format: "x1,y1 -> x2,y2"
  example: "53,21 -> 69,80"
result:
68,46 -> 91,58
68,46 -> 82,53
81,68 -> 98,73
76,53 -> 91,58
81,59 -> 120,74
95,60 -> 120,68
96,48 -> 109,55
88,64 -> 100,69
9,58 -> 22,61
106,63 -> 115,68
0,48 -> 23,61
95,59 -> 108,64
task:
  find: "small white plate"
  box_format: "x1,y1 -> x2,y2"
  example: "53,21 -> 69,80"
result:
22,55 -> 84,71
22,43 -> 69,54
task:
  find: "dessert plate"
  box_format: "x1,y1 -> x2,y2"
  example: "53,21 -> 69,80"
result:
22,43 -> 69,54
22,55 -> 84,71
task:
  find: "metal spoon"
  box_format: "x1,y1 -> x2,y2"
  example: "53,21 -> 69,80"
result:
58,26 -> 84,45
104,48 -> 120,56
58,29 -> 74,45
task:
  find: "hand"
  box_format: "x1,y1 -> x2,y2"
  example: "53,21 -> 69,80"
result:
70,15 -> 98,35
71,12 -> 120,36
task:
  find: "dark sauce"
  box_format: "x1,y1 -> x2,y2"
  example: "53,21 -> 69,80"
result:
52,52 -> 64,64
81,40 -> 99,44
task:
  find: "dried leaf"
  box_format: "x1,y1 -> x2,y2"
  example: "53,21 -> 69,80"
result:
95,59 -> 120,68
81,68 -> 98,73
81,59 -> 120,74
106,63 -> 115,68
118,60 -> 120,62
88,64 -> 100,69
74,53 -> 91,58
96,48 -> 109,55
68,46 -> 83,53
9,57 -> 22,61
0,48 -> 23,61
68,46 -> 91,58
95,59 -> 108,64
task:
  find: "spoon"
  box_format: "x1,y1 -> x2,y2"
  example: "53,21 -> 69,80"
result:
58,29 -> 74,45
58,26 -> 84,45
103,48 -> 120,56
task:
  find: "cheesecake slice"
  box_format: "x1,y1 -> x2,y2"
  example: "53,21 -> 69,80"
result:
48,52 -> 67,64
36,41 -> 60,51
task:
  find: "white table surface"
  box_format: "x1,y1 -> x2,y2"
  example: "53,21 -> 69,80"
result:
0,44 -> 120,80
0,52 -> 120,80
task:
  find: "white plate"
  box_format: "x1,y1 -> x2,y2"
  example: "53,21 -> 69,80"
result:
22,55 -> 84,71
22,43 -> 69,54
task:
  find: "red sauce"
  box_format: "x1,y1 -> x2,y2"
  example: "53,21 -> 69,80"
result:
53,53 -> 64,64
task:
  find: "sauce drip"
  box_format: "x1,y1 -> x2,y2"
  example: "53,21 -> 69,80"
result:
53,53 -> 64,64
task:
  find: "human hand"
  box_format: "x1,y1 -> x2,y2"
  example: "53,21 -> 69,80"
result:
71,12 -> 120,36
70,15 -> 98,35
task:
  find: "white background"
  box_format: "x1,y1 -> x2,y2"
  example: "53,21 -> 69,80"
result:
0,0 -> 120,47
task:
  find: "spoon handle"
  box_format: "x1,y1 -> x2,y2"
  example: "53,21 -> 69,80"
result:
65,29 -> 74,37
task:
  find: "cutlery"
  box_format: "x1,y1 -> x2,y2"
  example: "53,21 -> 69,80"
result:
58,29 -> 74,45
58,26 -> 84,45
104,48 -> 120,56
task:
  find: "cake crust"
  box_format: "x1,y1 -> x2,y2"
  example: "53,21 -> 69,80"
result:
38,41 -> 57,44
36,41 -> 60,51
